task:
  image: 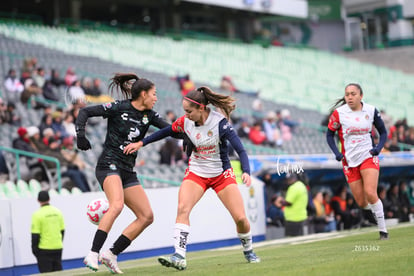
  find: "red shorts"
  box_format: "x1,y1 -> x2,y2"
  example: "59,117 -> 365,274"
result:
183,168 -> 237,193
342,156 -> 380,183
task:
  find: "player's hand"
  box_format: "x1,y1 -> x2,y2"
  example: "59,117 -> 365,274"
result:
335,153 -> 344,162
242,173 -> 251,187
123,141 -> 143,155
369,147 -> 380,156
76,136 -> 91,151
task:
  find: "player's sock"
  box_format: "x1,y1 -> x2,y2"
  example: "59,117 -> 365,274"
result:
238,231 -> 253,252
370,199 -> 387,233
110,234 -> 131,255
174,223 -> 189,258
91,229 -> 108,253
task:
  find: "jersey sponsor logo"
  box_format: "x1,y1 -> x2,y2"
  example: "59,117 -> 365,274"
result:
121,113 -> 129,121
196,133 -> 201,140
129,118 -> 140,124
345,126 -> 370,135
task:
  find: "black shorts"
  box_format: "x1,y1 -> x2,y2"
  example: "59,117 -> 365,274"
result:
95,166 -> 140,190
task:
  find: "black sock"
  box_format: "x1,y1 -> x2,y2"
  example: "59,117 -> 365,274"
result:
91,229 -> 108,253
110,235 -> 132,256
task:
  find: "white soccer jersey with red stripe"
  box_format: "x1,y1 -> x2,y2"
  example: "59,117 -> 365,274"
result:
172,111 -> 230,178
328,102 -> 376,167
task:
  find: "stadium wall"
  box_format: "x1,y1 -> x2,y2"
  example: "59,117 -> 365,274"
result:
0,179 -> 265,274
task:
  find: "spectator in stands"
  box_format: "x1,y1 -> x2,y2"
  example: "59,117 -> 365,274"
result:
62,112 -> 77,137
127,86 -> 261,268
50,69 -> 66,87
330,185 -> 352,230
5,102 -> 21,126
83,77 -> 114,103
252,98 -> 264,120
405,127 -> 414,145
68,80 -> 86,104
237,118 -> 250,139
32,67 -> 46,89
12,127 -> 44,180
322,191 -> 336,232
172,73 -> 195,96
262,111 -> 282,147
378,185 -> 393,219
42,80 -> 60,102
4,69 -> 24,97
399,180 -> 411,222
280,173 -> 308,236
312,191 -> 328,233
76,73 -> 180,273
266,194 -> 285,227
249,120 -> 268,145
0,150 -> 8,179
64,67 -> 77,86
219,75 -> 258,97
20,77 -> 43,105
346,192 -> 363,228
386,183 -> 401,220
51,110 -> 69,140
0,98 -> 8,124
326,83 -> 388,240
386,134 -> 401,152
31,190 -> 65,273
39,114 -> 54,139
21,57 -> 37,82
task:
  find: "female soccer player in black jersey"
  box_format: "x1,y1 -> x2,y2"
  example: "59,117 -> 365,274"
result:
76,73 -> 177,274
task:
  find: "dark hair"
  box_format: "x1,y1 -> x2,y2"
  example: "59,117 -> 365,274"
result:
329,83 -> 363,114
109,73 -> 154,100
184,86 -> 235,120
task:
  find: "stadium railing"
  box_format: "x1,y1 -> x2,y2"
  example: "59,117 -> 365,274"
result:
0,146 -> 63,191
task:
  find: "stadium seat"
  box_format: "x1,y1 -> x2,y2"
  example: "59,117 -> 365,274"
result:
71,187 -> 82,194
29,179 -> 42,195
59,188 -> 71,196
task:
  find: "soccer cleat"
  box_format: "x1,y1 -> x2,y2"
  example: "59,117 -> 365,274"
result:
379,231 -> 389,240
244,250 -> 261,263
158,253 -> 187,270
362,209 -> 378,225
83,251 -> 99,272
99,249 -> 124,274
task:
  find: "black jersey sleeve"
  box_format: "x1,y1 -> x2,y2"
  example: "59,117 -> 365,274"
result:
219,119 -> 250,175
75,104 -> 106,131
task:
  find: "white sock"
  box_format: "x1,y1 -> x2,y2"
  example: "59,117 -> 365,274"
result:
238,231 -> 253,252
174,223 -> 189,258
370,199 -> 387,233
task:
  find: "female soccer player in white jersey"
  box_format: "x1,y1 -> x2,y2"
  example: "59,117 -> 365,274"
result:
326,83 -> 388,240
124,86 -> 260,270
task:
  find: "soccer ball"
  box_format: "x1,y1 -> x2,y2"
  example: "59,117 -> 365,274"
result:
86,198 -> 109,225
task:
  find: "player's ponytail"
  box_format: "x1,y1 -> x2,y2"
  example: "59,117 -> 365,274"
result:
185,87 -> 235,120
109,73 -> 154,100
109,73 -> 139,99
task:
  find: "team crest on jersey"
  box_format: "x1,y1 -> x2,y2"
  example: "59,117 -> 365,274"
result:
109,164 -> 117,171
332,122 -> 339,129
207,130 -> 213,137
365,114 -> 369,120
142,115 -> 149,124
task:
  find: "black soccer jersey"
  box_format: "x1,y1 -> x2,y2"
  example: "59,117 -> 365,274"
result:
76,100 -> 170,171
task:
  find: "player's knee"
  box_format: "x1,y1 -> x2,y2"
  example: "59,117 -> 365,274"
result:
235,216 -> 249,228
142,211 -> 154,226
109,201 -> 124,216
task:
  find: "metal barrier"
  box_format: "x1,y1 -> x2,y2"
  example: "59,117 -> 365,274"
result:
0,146 -> 63,191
